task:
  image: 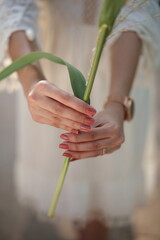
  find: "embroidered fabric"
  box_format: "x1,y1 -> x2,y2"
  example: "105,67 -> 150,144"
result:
0,0 -> 160,91
107,0 -> 160,80
0,0 -> 39,91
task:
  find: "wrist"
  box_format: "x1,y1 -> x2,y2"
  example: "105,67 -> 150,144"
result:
18,64 -> 45,97
104,101 -> 125,121
104,95 -> 134,121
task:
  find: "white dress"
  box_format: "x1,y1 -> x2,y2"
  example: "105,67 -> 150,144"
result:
0,0 -> 160,238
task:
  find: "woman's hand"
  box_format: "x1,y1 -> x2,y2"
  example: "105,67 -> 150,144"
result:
27,80 -> 96,133
59,102 -> 125,160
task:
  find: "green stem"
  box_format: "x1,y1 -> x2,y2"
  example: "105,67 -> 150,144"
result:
48,25 -> 109,218
48,157 -> 70,217
83,25 -> 109,102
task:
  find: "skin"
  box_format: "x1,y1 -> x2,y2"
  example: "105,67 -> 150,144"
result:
60,31 -> 142,160
9,30 -> 141,161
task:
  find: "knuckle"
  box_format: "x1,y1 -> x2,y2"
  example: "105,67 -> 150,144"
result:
51,117 -> 61,127
89,131 -> 96,140
36,80 -> 48,93
109,124 -> 120,136
27,92 -> 37,104
51,119 -> 59,128
73,144 -> 79,151
52,116 -> 60,122
119,136 -> 125,144
70,134 -> 78,142
112,124 -> 120,133
69,121 -> 78,129
54,104 -> 63,114
28,105 -> 34,114
93,141 -> 101,150
32,115 -> 40,123
74,152 -> 80,159
53,123 -> 59,128
62,92 -> 72,103
116,136 -> 125,145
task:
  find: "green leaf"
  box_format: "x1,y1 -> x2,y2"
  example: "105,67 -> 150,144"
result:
0,51 -> 88,102
99,0 -> 125,34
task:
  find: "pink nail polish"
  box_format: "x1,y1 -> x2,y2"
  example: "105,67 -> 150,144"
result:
86,108 -> 96,116
71,129 -> 79,134
59,144 -> 69,149
84,117 -> 95,125
62,152 -> 72,158
80,124 -> 91,131
60,134 -> 69,140
70,158 -> 76,162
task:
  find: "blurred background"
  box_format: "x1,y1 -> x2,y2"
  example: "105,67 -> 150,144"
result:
0,91 -> 64,240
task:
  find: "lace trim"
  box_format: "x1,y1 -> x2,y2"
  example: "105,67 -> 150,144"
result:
0,0 -> 39,92
114,0 -> 158,29
108,13 -> 160,42
0,28 -> 37,92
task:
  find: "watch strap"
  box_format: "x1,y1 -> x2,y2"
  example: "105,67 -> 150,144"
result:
103,95 -> 134,121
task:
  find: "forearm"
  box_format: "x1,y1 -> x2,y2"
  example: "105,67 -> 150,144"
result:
9,31 -> 45,96
109,31 -> 142,97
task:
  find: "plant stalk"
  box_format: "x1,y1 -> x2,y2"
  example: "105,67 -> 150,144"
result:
48,157 -> 70,217
83,24 -> 109,102
48,25 -> 109,218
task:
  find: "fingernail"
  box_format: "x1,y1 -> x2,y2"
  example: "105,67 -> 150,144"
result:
84,117 -> 95,125
71,129 -> 79,134
62,152 -> 72,158
86,108 -> 96,116
70,158 -> 76,162
60,134 -> 69,140
59,143 -> 69,149
80,124 -> 91,131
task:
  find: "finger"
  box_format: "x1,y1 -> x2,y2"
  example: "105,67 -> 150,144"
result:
30,113 -> 76,132
60,125 -> 124,143
62,145 -> 121,160
59,137 -> 122,152
30,105 -> 93,132
37,81 -> 96,116
36,96 -> 95,128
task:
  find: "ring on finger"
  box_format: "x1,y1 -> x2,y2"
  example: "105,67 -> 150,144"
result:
102,148 -> 109,155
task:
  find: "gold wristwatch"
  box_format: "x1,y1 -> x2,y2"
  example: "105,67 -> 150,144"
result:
104,95 -> 134,121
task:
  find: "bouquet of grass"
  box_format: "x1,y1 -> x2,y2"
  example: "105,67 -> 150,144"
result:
0,0 -> 125,217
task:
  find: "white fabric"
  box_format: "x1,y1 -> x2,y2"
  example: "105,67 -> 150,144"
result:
0,0 -> 39,91
0,0 -> 160,238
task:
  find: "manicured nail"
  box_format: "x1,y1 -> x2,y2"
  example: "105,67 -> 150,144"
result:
80,124 -> 91,131
86,108 -> 96,116
84,117 -> 95,125
70,158 -> 76,162
59,143 -> 69,149
62,152 -> 72,158
60,134 -> 69,140
71,129 -> 79,134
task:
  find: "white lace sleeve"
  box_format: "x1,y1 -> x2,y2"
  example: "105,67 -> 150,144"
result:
106,0 -> 160,79
0,0 -> 39,91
